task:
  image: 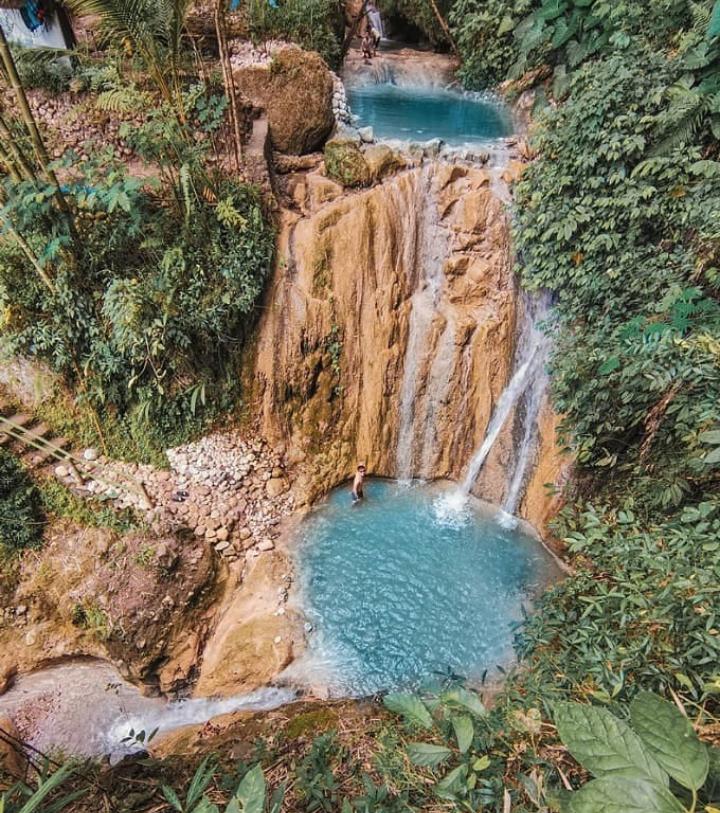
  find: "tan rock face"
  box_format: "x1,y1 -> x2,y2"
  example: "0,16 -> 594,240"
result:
234,47 -> 334,155
253,161 -> 570,534
195,551 -> 301,697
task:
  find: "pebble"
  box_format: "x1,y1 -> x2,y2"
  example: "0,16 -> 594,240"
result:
273,636 -> 282,644
54,465 -> 69,478
83,448 -> 99,461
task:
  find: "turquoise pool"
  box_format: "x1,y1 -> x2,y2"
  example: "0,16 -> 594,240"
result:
295,480 -> 557,697
346,84 -> 512,145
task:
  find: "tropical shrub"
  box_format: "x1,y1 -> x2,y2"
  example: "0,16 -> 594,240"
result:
555,693 -> 717,812
246,0 -> 344,67
0,449 -> 43,551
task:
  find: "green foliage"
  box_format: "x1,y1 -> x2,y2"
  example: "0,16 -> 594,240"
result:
70,598 -> 111,640
555,694 -> 714,811
12,44 -> 73,94
451,0 -> 537,87
512,50 -> 720,512
516,501 -> 720,698
0,140 -> 273,461
246,0 -> 343,67
0,449 -> 43,551
0,763 -> 83,813
378,0 -> 453,47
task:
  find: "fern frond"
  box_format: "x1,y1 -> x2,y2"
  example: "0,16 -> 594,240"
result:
95,87 -> 149,112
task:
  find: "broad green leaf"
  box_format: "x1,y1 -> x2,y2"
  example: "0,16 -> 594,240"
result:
435,764 -> 468,800
406,742 -> 453,767
451,715 -> 474,753
706,447 -> 720,464
599,357 -> 620,374
233,764 -> 266,813
568,777 -> 684,813
441,687 -> 486,718
630,692 -> 709,791
384,693 -> 433,729
709,0 -> 720,38
473,755 -> 490,772
554,702 -> 667,786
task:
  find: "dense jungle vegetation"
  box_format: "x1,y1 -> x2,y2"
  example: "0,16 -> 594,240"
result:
1,0 -> 720,811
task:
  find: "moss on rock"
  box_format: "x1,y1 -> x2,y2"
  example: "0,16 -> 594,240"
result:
324,139 -> 371,188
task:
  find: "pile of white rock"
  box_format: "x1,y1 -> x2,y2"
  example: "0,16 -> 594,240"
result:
331,74 -> 353,125
53,432 -> 295,565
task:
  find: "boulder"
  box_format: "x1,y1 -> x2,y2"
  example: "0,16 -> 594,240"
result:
0,716 -> 27,778
234,47 -> 334,155
324,138 -> 371,188
363,144 -> 406,182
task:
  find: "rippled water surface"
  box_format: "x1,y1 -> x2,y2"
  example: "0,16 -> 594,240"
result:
346,84 -> 512,144
294,480 -> 558,696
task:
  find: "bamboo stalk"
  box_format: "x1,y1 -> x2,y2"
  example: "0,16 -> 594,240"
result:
215,0 -> 243,173
0,112 -> 37,182
0,26 -> 73,217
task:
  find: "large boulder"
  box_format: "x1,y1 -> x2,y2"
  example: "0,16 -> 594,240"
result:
235,47 -> 334,155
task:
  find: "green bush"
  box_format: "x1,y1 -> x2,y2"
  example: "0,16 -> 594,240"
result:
246,0 -> 343,67
451,0 -> 537,88
0,449 -> 44,550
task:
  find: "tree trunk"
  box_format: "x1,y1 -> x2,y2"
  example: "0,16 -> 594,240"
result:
341,0 -> 369,58
427,0 -> 459,56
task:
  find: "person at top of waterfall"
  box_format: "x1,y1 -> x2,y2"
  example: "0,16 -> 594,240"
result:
352,464 -> 366,503
361,31 -> 374,62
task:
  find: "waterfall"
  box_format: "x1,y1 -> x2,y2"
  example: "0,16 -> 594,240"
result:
501,360 -> 548,519
395,170 -> 449,480
367,7 -> 384,39
460,294 -> 550,497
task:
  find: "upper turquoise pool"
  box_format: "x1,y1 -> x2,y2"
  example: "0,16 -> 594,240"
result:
294,480 -> 557,697
345,84 -> 512,145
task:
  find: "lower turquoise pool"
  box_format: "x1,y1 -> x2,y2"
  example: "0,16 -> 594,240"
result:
295,480 -> 557,697
345,84 -> 512,145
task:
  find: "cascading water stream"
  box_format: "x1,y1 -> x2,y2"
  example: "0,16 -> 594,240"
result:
395,169 -> 450,480
459,347 -> 539,494
460,293 -> 551,500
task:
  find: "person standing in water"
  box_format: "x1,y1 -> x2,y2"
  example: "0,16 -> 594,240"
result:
352,463 -> 366,503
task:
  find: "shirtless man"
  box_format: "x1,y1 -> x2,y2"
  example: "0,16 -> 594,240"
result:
361,32 -> 374,62
352,463 -> 366,503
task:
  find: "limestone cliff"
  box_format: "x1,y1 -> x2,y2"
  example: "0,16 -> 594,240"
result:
253,159 -> 569,534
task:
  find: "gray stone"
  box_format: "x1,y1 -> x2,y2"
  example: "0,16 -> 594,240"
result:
258,539 -> 275,552
358,126 -> 374,143
214,541 -> 230,552
54,465 -> 69,478
83,447 -> 99,461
